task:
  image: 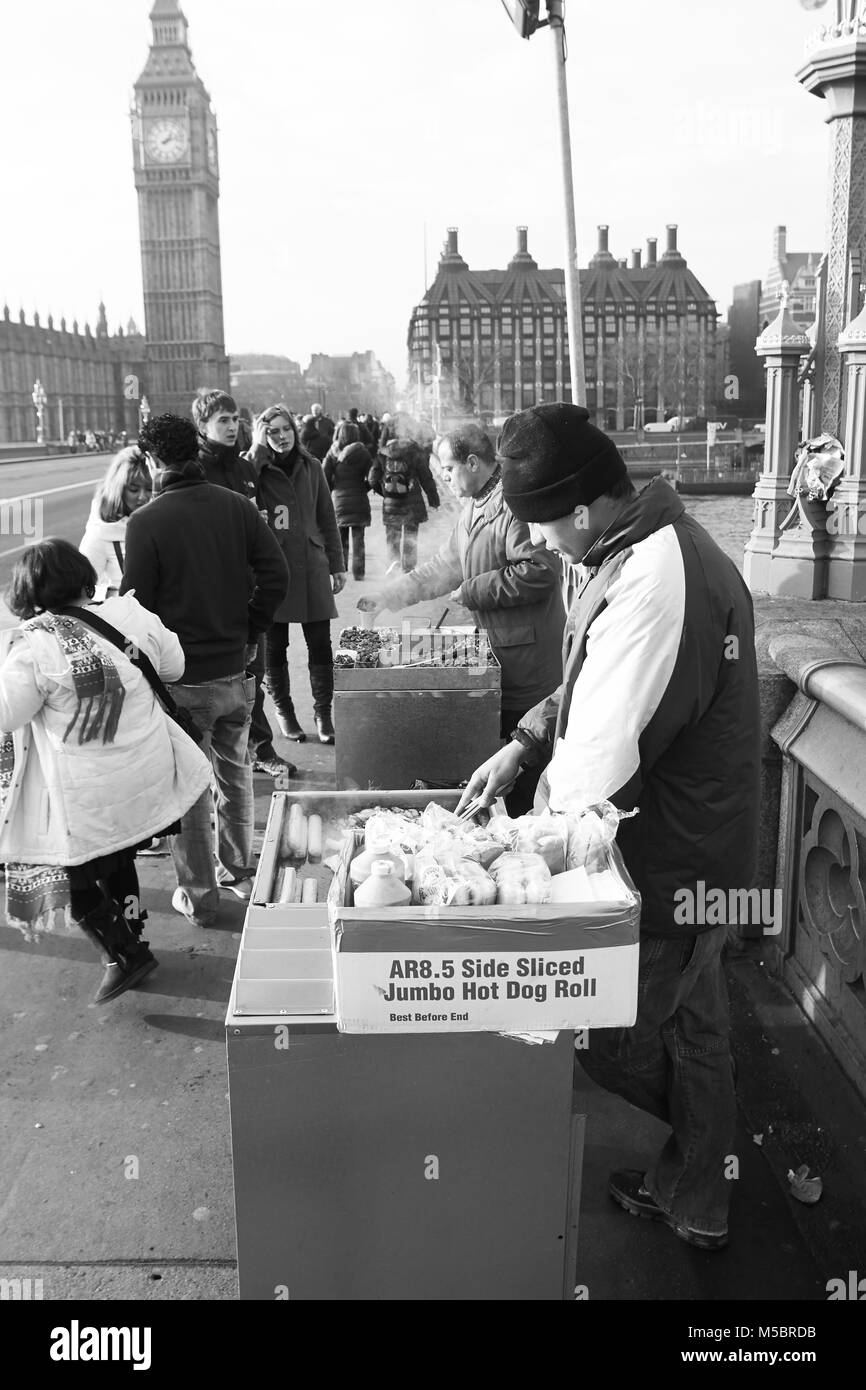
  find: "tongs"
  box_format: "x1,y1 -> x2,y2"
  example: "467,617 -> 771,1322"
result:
456,795 -> 485,824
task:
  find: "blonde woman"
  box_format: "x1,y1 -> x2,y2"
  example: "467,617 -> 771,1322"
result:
79,446 -> 152,599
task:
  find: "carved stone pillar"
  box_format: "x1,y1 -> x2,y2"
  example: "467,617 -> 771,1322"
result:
616,320 -> 625,431
828,299 -> 866,597
797,16 -> 866,437
743,298 -> 811,592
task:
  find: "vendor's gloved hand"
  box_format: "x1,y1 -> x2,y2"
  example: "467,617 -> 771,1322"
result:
332,572 -> 348,596
456,742 -> 525,813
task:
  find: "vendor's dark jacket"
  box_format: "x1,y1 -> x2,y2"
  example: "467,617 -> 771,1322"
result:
368,439 -> 440,525
120,463 -> 288,682
323,441 -> 373,528
382,475 -> 564,709
245,442 -> 344,624
197,437 -> 259,500
519,478 -> 761,938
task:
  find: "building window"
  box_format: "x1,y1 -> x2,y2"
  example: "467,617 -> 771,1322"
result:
460,322 -> 472,338
501,318 -> 513,337
523,385 -> 536,407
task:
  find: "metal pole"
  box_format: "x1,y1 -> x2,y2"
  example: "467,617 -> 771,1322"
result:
547,1 -> 586,407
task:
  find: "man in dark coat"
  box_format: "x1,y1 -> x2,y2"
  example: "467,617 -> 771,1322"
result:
299,415 -> 330,463
458,403 -> 761,1252
192,388 -> 293,780
123,414 -> 288,925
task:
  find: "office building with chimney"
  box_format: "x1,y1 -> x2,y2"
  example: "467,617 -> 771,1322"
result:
407,225 -> 720,429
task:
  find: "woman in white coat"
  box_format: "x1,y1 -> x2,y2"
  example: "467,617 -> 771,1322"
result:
79,447 -> 152,599
0,539 -> 212,1004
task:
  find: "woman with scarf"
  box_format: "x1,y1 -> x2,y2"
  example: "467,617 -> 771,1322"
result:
323,421 -> 373,580
244,405 -> 346,744
0,539 -> 212,1004
79,447 -> 152,599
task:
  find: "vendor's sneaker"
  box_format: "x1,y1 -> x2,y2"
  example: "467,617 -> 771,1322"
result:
171,886 -> 217,929
608,1169 -> 728,1251
254,754 -> 297,778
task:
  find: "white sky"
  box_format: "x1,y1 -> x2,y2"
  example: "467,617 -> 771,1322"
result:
0,0 -> 832,386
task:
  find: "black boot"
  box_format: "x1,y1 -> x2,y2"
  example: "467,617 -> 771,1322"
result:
264,667 -> 306,742
309,663 -> 335,744
79,898 -> 158,1004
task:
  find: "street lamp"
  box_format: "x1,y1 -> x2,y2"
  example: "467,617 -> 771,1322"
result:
139,395 -> 151,428
31,379 -> 47,445
500,0 -> 587,407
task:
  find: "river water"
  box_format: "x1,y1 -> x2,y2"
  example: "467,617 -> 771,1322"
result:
680,495 -> 754,573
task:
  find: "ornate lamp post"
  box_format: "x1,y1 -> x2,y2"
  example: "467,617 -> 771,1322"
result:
139,395 -> 151,429
31,379 -> 47,445
500,0 -> 587,407
796,0 -> 866,437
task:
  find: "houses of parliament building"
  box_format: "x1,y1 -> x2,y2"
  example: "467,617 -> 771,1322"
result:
0,0 -> 229,446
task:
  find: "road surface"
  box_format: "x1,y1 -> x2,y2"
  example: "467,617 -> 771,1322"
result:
0,456 -> 111,622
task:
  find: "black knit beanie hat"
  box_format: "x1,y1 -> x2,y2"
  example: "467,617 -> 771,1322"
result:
497,403 -> 627,521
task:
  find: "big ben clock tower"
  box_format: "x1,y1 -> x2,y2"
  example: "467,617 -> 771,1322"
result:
132,0 -> 230,414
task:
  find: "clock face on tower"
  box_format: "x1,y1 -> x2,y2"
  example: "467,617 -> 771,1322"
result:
144,117 -> 189,164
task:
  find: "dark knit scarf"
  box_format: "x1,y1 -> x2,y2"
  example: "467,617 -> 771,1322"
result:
1,612 -> 126,940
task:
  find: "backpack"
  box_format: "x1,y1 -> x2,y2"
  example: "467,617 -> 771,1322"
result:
381,448 -> 415,497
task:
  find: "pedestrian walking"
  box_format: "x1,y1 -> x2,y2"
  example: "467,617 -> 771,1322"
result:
299,415 -> 329,463
121,414 -> 288,925
79,446 -> 152,600
368,436 -> 440,573
323,421 -> 373,580
0,540 -> 212,1002
458,403 -> 761,1252
244,405 -> 346,745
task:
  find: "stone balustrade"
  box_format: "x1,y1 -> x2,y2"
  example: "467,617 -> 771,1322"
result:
753,612 -> 866,1102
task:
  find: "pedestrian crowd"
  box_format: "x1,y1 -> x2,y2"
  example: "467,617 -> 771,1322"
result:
0,391 -> 762,1255
67,428 -> 129,453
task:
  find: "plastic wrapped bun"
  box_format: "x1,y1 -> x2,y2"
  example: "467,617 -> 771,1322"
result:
489,851 -> 552,906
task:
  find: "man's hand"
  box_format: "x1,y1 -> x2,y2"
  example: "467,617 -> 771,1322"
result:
332,572 -> 348,596
449,588 -> 463,603
357,593 -> 386,617
456,742 -> 526,813
244,641 -> 258,669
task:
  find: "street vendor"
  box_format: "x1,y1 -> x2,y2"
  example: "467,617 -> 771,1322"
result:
357,423 -> 565,813
457,403 -> 761,1252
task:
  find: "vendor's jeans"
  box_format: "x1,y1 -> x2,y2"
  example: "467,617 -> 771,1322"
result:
168,671 -> 256,922
384,520 -> 419,572
247,634 -> 277,759
576,927 -> 735,1237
